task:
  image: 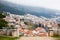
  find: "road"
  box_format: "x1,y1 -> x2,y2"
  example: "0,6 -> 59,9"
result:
18,37 -> 55,40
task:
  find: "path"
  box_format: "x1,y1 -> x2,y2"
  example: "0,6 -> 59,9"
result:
18,36 -> 55,40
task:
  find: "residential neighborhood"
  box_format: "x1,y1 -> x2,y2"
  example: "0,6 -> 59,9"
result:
0,0 -> 60,40
0,12 -> 59,37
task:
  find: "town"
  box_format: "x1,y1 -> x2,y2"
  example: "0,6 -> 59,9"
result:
0,12 -> 59,37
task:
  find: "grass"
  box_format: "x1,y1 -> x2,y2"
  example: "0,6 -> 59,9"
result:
52,35 -> 60,40
0,36 -> 19,40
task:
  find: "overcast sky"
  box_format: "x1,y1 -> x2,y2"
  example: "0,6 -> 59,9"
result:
2,0 -> 60,10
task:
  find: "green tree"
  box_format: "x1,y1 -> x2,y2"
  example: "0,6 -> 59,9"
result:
0,12 -> 6,18
0,12 -> 8,29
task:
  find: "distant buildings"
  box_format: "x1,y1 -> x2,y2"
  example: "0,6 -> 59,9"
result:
3,12 -> 59,37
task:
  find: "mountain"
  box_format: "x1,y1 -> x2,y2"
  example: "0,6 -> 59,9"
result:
0,0 -> 60,18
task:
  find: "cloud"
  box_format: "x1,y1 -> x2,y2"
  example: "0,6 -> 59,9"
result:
2,0 -> 60,10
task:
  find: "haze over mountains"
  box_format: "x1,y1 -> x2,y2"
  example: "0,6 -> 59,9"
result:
0,0 -> 60,18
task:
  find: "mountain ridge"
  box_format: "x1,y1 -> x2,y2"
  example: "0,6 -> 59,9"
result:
0,0 -> 60,18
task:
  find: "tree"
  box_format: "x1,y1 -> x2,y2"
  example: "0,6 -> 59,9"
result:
0,12 -> 6,18
0,19 -> 8,28
58,24 -> 60,27
26,22 -> 35,30
0,12 -> 8,29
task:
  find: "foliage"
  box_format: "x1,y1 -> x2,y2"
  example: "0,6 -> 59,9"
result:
0,19 -> 8,28
53,34 -> 60,37
0,12 -> 8,29
20,19 -> 24,21
58,24 -> 60,27
25,22 -> 35,30
52,34 -> 60,40
0,12 -> 6,18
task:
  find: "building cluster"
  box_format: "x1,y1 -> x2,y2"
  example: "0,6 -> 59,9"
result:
3,12 -> 58,37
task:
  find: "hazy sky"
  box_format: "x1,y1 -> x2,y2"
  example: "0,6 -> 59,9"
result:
2,0 -> 60,10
